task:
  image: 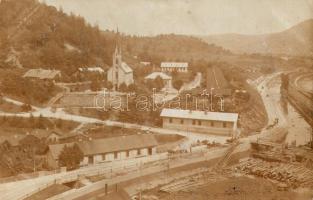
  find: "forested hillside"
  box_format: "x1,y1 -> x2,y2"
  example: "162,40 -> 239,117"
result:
0,0 -> 231,75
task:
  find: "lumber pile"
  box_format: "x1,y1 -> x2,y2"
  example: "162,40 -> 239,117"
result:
235,158 -> 313,189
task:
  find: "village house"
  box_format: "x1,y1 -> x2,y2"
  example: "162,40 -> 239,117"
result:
144,72 -> 172,89
160,108 -> 239,137
23,69 -> 61,82
78,67 -> 105,73
0,135 -> 23,152
107,35 -> 134,90
140,61 -> 151,66
161,62 -> 188,73
46,134 -> 158,168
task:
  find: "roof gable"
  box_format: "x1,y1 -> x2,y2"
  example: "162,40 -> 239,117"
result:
23,69 -> 61,79
120,62 -> 133,73
145,72 -> 172,80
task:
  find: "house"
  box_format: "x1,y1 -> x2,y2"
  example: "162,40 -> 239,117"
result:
107,33 -> 134,90
140,61 -> 151,66
0,135 -> 24,152
29,129 -> 62,143
161,62 -> 188,73
46,134 -> 158,168
144,72 -> 172,88
78,67 -> 105,73
23,69 -> 61,81
160,108 -> 239,137
206,66 -> 232,96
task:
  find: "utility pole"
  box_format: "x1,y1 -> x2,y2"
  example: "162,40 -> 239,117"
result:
310,127 -> 313,149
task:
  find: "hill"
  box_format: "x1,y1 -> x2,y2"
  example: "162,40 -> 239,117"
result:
200,19 -> 313,56
0,0 -> 231,76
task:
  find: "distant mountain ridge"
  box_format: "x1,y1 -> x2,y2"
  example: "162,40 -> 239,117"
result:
0,0 -> 231,74
200,19 -> 313,56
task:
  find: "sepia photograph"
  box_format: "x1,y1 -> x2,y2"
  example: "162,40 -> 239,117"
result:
0,0 -> 312,199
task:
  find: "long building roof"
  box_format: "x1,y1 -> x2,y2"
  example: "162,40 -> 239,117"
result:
161,62 -> 188,68
160,108 -> 238,122
48,134 -> 158,159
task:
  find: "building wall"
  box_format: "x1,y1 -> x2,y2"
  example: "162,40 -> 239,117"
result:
79,147 -> 156,165
161,67 -> 187,73
162,117 -> 236,136
81,157 -> 89,165
46,151 -> 58,169
108,66 -> 134,87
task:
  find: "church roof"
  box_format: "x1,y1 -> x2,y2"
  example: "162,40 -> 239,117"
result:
120,62 -> 133,73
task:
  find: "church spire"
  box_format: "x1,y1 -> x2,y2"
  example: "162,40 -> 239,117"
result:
115,26 -> 122,55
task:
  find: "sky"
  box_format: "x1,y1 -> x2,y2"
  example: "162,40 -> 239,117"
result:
43,0 -> 313,36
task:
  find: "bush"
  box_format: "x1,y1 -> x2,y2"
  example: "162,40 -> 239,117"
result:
58,144 -> 84,170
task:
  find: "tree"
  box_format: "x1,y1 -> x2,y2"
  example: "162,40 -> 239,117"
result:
119,83 -> 128,92
173,80 -> 183,91
105,81 -> 113,90
21,104 -> 32,112
58,144 -> 83,170
127,83 -> 136,92
154,76 -> 164,91
90,80 -> 100,91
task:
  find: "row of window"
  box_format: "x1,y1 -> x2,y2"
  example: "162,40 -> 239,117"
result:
168,118 -> 228,127
101,148 -> 153,160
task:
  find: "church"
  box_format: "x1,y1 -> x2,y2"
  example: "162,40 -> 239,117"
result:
107,34 -> 134,90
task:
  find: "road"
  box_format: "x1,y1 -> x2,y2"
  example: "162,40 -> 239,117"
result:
0,147 -> 229,200
48,147 -> 229,200
247,71 -> 312,146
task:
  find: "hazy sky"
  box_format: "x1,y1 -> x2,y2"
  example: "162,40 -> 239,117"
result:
43,0 -> 313,36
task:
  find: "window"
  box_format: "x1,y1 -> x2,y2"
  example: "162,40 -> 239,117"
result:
114,152 -> 118,159
211,121 -> 214,127
169,118 -> 173,123
126,151 -> 129,157
102,154 -> 106,160
137,149 -> 141,155
223,122 -> 227,128
148,148 -> 153,155
192,120 -> 196,125
180,119 -> 184,124
198,120 -> 202,126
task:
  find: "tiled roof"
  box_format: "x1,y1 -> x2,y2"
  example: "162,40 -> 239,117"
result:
78,67 -> 104,73
145,72 -> 172,80
48,134 -> 158,159
79,134 -> 157,156
161,62 -> 188,68
120,62 -> 133,73
160,108 -> 238,122
23,69 -> 61,79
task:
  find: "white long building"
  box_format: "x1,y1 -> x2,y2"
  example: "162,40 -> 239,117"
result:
161,62 -> 188,73
160,108 -> 239,137
46,134 -> 158,168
